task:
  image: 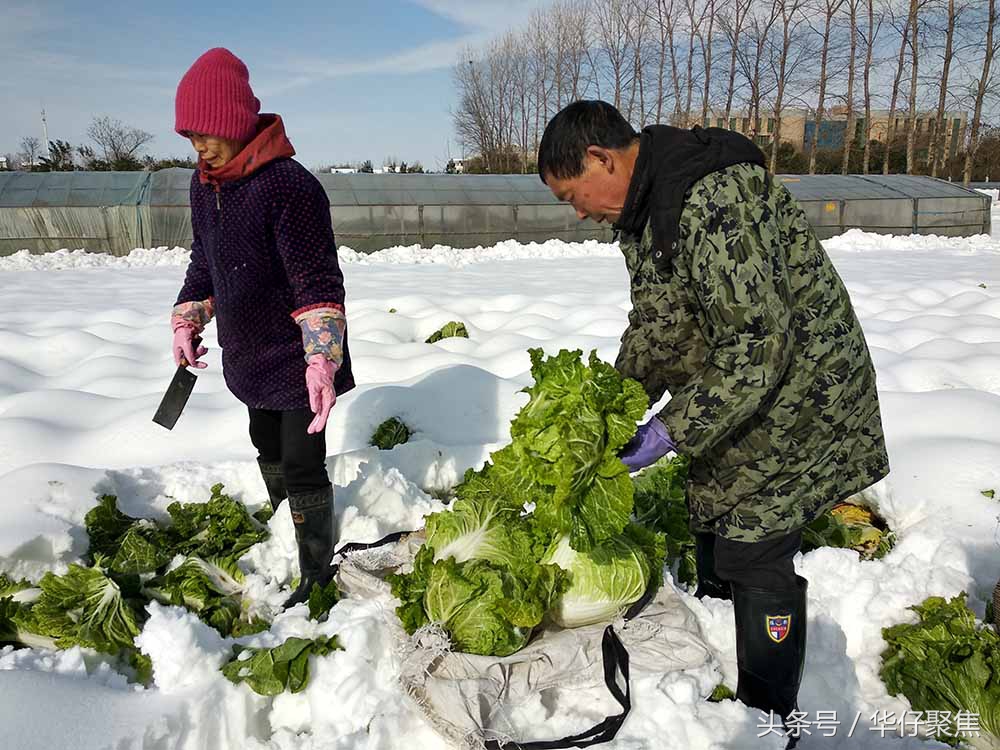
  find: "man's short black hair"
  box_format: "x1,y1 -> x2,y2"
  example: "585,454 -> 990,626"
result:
537,100 -> 638,183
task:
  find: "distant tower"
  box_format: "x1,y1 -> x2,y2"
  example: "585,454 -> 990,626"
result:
41,107 -> 49,152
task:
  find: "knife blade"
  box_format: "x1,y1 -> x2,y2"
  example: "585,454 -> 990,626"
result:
153,336 -> 203,430
152,365 -> 198,430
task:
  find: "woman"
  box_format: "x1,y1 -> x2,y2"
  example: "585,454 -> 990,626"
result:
171,47 -> 354,608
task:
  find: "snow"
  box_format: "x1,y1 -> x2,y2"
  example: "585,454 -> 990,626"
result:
0,246 -> 193,271
824,228 -> 1000,254
2,229 -> 999,750
135,602 -> 230,692
975,188 -> 999,205
976,188 -> 1000,242
0,238 -> 619,273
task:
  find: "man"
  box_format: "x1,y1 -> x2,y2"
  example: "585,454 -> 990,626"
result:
538,101 -> 889,731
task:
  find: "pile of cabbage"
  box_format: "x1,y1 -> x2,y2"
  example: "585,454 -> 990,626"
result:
389,349 -> 665,656
0,485 -> 342,693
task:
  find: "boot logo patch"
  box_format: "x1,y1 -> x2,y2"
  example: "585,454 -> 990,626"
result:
766,615 -> 791,643
291,511 -> 306,524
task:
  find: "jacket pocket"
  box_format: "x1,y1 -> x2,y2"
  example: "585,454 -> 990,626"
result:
708,412 -> 789,499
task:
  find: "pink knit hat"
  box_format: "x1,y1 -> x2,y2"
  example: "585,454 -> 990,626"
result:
175,48 -> 260,142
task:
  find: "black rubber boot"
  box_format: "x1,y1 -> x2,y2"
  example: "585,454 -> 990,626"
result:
732,575 -> 808,745
693,533 -> 732,600
284,485 -> 337,609
257,459 -> 287,512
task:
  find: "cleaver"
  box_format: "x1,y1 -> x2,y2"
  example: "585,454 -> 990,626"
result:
152,338 -> 201,430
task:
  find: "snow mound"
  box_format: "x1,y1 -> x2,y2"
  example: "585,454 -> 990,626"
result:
337,237 -> 619,265
2,238 -> 619,273
0,246 -> 192,272
822,228 -> 1000,254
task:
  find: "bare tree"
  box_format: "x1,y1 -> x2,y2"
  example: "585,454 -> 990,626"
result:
964,0 -> 998,183
700,0 -> 717,125
561,0 -> 594,102
861,0 -> 885,173
527,9 -> 553,153
808,0 -> 847,174
446,0 -> 995,179
628,0 -> 654,122
904,0 -> 921,173
595,0 -> 637,112
770,0 -> 809,171
547,8 -> 567,113
652,0 -> 671,121
736,0 -> 781,139
18,136 -> 41,167
683,0 -> 709,125
87,116 -> 154,164
720,0 -> 752,125
653,0 -> 686,124
497,34 -> 522,169
927,0 -> 960,176
841,0 -> 861,173
883,7 -> 912,174
511,33 -> 534,173
455,46 -> 511,172
455,56 -> 487,168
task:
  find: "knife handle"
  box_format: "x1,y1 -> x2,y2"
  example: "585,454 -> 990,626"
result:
179,336 -> 204,368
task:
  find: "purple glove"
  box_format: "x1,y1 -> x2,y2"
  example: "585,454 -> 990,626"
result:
306,354 -> 338,434
171,318 -> 207,369
619,416 -> 676,472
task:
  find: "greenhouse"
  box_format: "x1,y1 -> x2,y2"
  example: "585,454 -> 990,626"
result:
0,169 -> 991,256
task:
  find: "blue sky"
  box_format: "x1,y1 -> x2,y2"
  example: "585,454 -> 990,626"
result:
0,0 -> 551,170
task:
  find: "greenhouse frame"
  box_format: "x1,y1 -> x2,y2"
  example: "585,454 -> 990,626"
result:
0,169 -> 991,256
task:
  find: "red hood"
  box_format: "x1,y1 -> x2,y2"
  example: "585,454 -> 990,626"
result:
198,113 -> 295,187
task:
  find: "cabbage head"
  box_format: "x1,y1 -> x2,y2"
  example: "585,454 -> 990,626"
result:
485,348 -> 649,552
541,524 -> 664,628
881,594 -> 1000,749
144,555 -> 268,637
424,554 -> 565,656
389,546 -> 566,657
423,470 -> 549,569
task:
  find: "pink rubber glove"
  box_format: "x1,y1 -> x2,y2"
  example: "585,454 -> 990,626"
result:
306,354 -> 338,434
171,318 -> 208,369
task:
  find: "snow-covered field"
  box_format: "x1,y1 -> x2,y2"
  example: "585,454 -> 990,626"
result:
1,211 -> 999,749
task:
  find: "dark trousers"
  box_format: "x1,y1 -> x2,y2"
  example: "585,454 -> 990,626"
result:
698,530 -> 802,589
700,529 -> 807,724
248,407 -> 330,495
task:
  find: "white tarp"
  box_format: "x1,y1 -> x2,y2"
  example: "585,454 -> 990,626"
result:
336,534 -> 716,750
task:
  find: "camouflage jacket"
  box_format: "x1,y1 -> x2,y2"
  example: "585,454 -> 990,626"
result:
616,163 -> 890,542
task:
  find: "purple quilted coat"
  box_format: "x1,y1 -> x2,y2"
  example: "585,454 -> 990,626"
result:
175,117 -> 354,409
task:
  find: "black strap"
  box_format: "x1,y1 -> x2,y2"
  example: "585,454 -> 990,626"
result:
333,529 -> 412,557
334,529 -> 653,750
623,575 -> 658,621
329,529 -> 413,579
483,626 -> 631,750
479,573 -> 658,750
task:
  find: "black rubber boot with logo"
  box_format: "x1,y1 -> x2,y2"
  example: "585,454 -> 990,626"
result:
284,485 -> 337,609
257,460 -> 287,512
732,575 -> 808,748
